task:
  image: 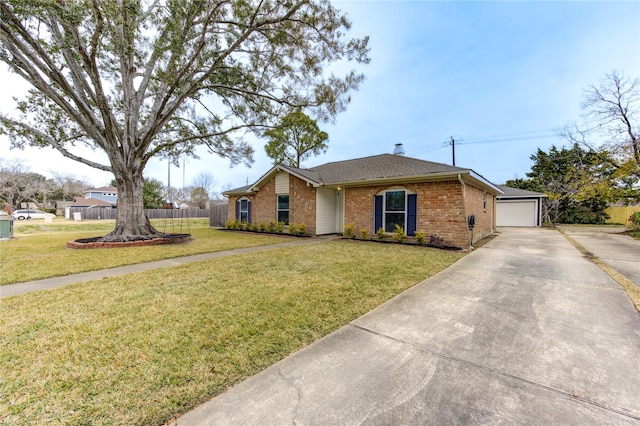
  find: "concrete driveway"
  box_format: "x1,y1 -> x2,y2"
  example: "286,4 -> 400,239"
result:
558,225 -> 640,287
173,227 -> 640,425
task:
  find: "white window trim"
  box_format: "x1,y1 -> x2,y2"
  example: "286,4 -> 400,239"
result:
377,187 -> 415,233
277,194 -> 290,224
238,197 -> 250,222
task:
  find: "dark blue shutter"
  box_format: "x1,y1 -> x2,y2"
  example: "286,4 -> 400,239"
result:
407,194 -> 417,236
235,200 -> 240,221
247,200 -> 252,224
374,195 -> 383,232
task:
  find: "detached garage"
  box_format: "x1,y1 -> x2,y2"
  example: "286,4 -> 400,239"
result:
496,185 -> 547,227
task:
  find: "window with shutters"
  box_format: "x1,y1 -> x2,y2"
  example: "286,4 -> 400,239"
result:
374,189 -> 417,236
384,190 -> 406,232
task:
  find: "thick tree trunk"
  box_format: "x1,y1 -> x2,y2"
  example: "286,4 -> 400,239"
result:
99,172 -> 164,242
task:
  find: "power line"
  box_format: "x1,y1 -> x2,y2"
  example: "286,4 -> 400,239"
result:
463,128 -> 557,142
461,133 -> 559,145
406,128 -> 561,155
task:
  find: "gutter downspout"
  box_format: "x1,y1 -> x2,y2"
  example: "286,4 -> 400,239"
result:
458,174 -> 471,249
457,174 -> 466,198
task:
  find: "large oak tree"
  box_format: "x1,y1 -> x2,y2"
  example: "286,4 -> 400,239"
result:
0,0 -> 369,241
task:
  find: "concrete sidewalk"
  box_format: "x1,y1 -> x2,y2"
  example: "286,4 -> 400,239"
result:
558,225 -> 640,287
171,227 -> 640,425
0,235 -> 335,298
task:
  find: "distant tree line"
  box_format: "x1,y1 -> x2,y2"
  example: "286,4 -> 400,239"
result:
507,71 -> 639,225
0,159 -> 91,212
1,160 -> 223,213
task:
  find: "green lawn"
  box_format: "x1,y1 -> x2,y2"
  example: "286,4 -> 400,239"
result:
0,240 -> 463,425
0,219 -> 286,285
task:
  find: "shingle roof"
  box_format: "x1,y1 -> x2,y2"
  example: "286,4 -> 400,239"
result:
224,154 -> 501,196
308,154 -> 467,184
69,197 -> 116,207
223,184 -> 253,195
497,185 -> 547,198
87,186 -> 118,192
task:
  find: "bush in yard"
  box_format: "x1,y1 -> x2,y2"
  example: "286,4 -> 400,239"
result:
226,219 -> 243,230
428,234 -> 459,249
276,222 -> 285,234
360,228 -> 369,240
286,223 -> 306,236
414,230 -> 426,245
343,223 -> 356,239
392,224 -> 406,243
629,212 -> 640,238
376,227 -> 386,240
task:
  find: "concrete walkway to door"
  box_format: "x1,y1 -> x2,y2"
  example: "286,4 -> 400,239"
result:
172,227 -> 640,425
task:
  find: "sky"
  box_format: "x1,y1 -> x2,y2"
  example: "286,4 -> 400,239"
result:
1,1 -> 639,194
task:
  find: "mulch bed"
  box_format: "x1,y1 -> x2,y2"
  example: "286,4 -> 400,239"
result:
67,234 -> 191,249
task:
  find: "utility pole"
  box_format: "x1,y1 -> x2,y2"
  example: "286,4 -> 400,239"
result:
450,136 -> 456,166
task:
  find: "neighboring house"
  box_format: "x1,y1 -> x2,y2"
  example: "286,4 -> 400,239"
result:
55,200 -> 74,216
496,185 -> 547,227
68,197 -> 117,209
82,186 -> 118,204
223,153 -> 503,249
163,200 -> 192,209
65,186 -> 118,218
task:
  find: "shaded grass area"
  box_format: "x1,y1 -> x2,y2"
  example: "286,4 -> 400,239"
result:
0,240 -> 463,425
0,220 -> 285,285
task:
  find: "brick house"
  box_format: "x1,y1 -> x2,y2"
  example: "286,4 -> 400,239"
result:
223,154 -> 502,249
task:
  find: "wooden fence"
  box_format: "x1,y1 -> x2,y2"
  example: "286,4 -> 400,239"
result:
67,207 -> 213,221
209,203 -> 228,228
605,206 -> 640,226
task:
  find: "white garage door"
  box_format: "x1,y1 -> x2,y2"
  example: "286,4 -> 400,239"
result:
497,200 -> 537,227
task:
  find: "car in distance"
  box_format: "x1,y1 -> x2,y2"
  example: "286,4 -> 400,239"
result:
12,209 -> 48,220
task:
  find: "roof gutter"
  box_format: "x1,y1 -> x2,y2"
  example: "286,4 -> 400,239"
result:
468,171 -> 503,194
320,171 -> 471,188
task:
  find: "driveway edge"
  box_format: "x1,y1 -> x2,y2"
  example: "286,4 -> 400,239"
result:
557,227 -> 640,313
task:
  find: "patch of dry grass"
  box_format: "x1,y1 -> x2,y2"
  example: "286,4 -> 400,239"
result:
0,240 -> 463,425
